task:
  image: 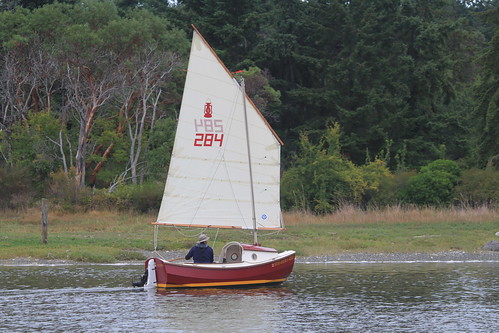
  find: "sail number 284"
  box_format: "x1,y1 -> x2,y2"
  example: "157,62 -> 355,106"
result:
194,133 -> 224,147
194,119 -> 224,147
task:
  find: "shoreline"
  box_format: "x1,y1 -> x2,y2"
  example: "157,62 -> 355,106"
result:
1,250 -> 499,266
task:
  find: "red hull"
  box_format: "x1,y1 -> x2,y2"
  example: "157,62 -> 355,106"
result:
146,252 -> 295,288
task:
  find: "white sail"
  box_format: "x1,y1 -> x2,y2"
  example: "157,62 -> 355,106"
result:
156,28 -> 283,230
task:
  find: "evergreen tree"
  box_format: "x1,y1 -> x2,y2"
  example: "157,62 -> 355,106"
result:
472,5 -> 499,167
166,0 -> 267,68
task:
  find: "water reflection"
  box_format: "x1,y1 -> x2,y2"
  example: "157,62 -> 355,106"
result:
1,262 -> 498,332
156,285 -> 293,297
151,286 -> 293,332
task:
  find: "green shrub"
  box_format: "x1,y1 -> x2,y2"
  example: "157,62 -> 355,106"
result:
402,160 -> 462,206
281,124 -> 368,213
48,168 -> 92,209
403,171 -> 456,205
105,182 -> 163,212
109,184 -> 135,210
367,170 -> 416,207
130,182 -> 163,213
360,159 -> 394,207
420,159 -> 461,184
454,169 -> 499,206
0,166 -> 35,209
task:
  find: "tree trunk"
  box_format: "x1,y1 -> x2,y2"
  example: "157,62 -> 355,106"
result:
75,120 -> 88,189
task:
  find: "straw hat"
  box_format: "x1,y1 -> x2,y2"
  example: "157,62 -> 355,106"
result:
197,234 -> 209,243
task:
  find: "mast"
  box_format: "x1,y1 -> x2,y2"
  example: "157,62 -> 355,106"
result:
241,79 -> 258,245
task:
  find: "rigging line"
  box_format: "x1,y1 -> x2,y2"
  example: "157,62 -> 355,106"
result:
153,224 -> 158,251
232,228 -> 281,239
153,250 -> 167,261
212,228 -> 220,251
174,225 -> 207,238
153,225 -> 167,261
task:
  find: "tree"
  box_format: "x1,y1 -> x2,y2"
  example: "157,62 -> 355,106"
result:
5,1 -> 79,11
234,66 -> 281,124
64,53 -> 121,188
471,5 -> 499,167
0,0 -> 497,208
0,37 -> 61,163
95,8 -> 188,186
143,117 -> 177,182
168,0 -> 269,68
249,0 -> 480,169
6,110 -> 65,193
327,1 -> 464,167
0,1 -> 188,190
121,46 -> 181,184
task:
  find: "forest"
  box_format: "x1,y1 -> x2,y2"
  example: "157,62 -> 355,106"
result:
0,0 -> 497,213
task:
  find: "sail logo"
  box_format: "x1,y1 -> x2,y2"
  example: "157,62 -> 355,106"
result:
204,101 -> 213,118
194,102 -> 224,147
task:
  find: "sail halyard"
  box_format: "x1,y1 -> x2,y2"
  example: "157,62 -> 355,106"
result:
155,26 -> 283,231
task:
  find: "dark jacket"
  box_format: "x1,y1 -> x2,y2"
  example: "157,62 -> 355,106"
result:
185,243 -> 214,263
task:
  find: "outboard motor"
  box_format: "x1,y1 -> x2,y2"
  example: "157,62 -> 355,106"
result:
143,259 -> 157,289
132,259 -> 157,288
132,269 -> 148,287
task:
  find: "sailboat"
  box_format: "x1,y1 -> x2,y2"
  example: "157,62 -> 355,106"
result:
139,26 -> 295,289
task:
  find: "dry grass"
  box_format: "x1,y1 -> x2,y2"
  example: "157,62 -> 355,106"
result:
5,205 -> 496,228
283,204 -> 499,226
1,206 -> 498,261
2,207 -> 154,228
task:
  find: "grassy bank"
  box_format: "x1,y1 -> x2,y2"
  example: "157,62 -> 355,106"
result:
0,206 -> 497,262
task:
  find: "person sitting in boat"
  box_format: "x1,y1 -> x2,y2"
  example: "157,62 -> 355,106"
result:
185,234 -> 214,263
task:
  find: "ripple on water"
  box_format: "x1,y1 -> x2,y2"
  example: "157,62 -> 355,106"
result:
1,262 -> 498,332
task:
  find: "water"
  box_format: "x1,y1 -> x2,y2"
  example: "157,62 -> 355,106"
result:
1,262 -> 498,332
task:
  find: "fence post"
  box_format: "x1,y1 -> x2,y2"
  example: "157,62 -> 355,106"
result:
41,198 -> 48,244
